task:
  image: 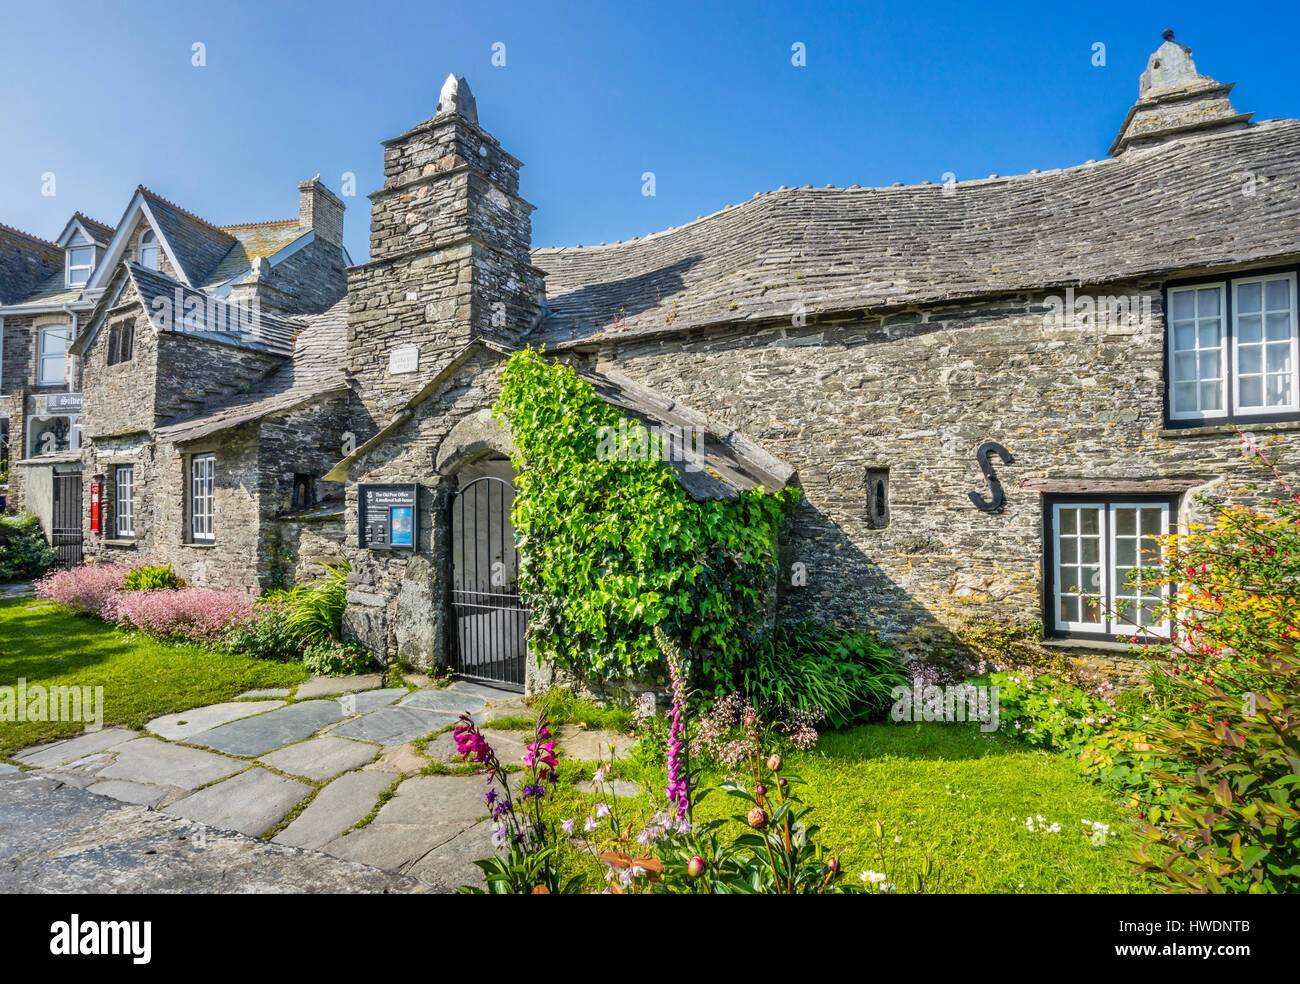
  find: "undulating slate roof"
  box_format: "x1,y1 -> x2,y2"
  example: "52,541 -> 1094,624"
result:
124,262 -> 300,357
530,119 -> 1300,346
578,364 -> 795,501
153,299 -> 348,444
137,187 -> 238,286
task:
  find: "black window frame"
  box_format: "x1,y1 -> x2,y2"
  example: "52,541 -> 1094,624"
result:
1041,492 -> 1181,642
1163,262 -> 1300,429
107,317 -> 135,366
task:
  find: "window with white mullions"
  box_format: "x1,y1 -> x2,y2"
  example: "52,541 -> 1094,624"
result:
1168,284 -> 1226,418
1233,274 -> 1299,415
115,466 -> 134,538
1047,499 -> 1173,639
190,454 -> 215,541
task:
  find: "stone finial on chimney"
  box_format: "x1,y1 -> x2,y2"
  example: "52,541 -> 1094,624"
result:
435,74 -> 478,125
298,175 -> 345,248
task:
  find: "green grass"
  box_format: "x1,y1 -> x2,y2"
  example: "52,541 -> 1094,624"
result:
542,720 -> 1153,893
0,597 -> 309,759
488,687 -> 634,732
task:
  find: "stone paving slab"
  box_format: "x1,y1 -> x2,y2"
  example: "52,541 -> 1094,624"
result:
86,778 -> 174,808
336,688 -> 407,715
164,768 -> 310,837
189,699 -> 345,756
147,700 -> 285,741
370,775 -> 487,826
407,820 -> 493,890
398,688 -> 487,715
330,706 -> 454,746
0,773 -> 419,893
273,770 -> 395,851
473,695 -> 532,724
296,674 -> 385,699
14,727 -> 137,769
558,726 -> 637,762
320,822 -> 458,880
237,688 -> 291,699
97,737 -> 247,790
259,736 -> 379,781
446,679 -> 521,702
363,743 -> 429,775
574,779 -> 643,799
0,764 -> 17,776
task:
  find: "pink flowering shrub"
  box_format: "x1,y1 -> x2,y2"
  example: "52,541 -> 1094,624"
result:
35,563 -> 132,620
114,587 -> 257,644
696,692 -> 822,777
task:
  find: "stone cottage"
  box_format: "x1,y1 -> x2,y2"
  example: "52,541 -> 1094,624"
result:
3,32 -> 1297,692
327,34 -> 1300,690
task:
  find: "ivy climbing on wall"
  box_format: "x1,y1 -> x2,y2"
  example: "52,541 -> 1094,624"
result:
493,349 -> 797,691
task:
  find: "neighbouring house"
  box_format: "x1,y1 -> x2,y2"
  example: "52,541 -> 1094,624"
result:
2,32 -> 1297,693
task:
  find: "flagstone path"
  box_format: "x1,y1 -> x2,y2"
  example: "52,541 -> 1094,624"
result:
2,674 -> 636,893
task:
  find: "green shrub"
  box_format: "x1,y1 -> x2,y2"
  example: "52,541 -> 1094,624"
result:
282,561 -> 349,646
494,348 -> 795,691
302,638 -> 374,676
1111,688 -> 1153,718
0,513 -> 57,582
742,623 -> 906,727
990,669 -> 1118,751
223,600 -> 302,662
124,563 -> 182,592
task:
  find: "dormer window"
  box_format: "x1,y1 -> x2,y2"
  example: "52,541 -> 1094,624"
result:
138,229 -> 159,270
65,229 -> 95,287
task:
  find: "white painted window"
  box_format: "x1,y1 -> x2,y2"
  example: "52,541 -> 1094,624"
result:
1168,283 -> 1226,420
138,229 -> 160,270
38,326 -> 70,385
190,454 -> 215,541
1233,273 -> 1298,416
65,230 -> 95,287
1168,273 -> 1299,422
1049,500 -> 1171,638
115,466 -> 134,538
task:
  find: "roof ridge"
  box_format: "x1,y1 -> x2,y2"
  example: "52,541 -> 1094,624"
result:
137,185 -> 234,238
220,218 -> 300,230
0,220 -> 60,250
72,211 -> 115,235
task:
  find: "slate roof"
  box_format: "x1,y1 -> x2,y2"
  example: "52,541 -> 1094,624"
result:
153,299 -> 348,444
531,119 -> 1300,346
201,220 -> 310,289
137,187 -> 237,286
0,223 -> 63,305
71,212 -> 115,246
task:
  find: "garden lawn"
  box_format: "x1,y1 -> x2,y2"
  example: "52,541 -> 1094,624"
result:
0,596 -> 308,760
547,720 -> 1154,893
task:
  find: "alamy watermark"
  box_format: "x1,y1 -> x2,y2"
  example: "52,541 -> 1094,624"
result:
1042,288 -> 1153,331
150,287 -> 263,334
890,680 -> 999,733
595,420 -> 706,472
1,679 -> 103,726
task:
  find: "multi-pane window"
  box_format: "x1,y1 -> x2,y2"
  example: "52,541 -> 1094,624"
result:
1168,272 -> 1299,422
107,319 -> 135,365
1047,499 -> 1172,639
65,236 -> 95,287
190,454 -> 215,542
115,466 -> 134,538
38,326 -> 69,385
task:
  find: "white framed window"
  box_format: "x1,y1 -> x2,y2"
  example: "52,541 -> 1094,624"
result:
190,454 -> 215,542
115,466 -> 134,538
26,413 -> 79,457
138,229 -> 160,270
38,325 -> 70,385
1168,271 -> 1299,423
1232,273 -> 1298,417
65,230 -> 95,287
1167,283 -> 1226,420
1047,498 -> 1173,639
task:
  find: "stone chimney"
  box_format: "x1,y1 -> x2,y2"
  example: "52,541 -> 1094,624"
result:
1109,31 -> 1254,157
346,74 -> 544,419
298,176 -> 345,247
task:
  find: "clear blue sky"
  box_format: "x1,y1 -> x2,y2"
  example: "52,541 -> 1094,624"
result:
1,0 -> 1296,264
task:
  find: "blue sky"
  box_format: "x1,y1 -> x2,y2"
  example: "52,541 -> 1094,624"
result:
1,0 -> 1296,264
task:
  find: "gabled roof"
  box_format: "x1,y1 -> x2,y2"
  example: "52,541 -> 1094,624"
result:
88,186 -> 236,290
0,222 -> 63,305
531,119 -> 1300,347
76,262 -> 300,358
201,220 -> 313,290
153,300 -> 348,444
56,212 -> 115,248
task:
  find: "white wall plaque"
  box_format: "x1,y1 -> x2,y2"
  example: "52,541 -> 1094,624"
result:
389,345 -> 419,374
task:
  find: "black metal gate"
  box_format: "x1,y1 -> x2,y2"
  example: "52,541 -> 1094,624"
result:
51,473 -> 83,568
449,476 -> 526,689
